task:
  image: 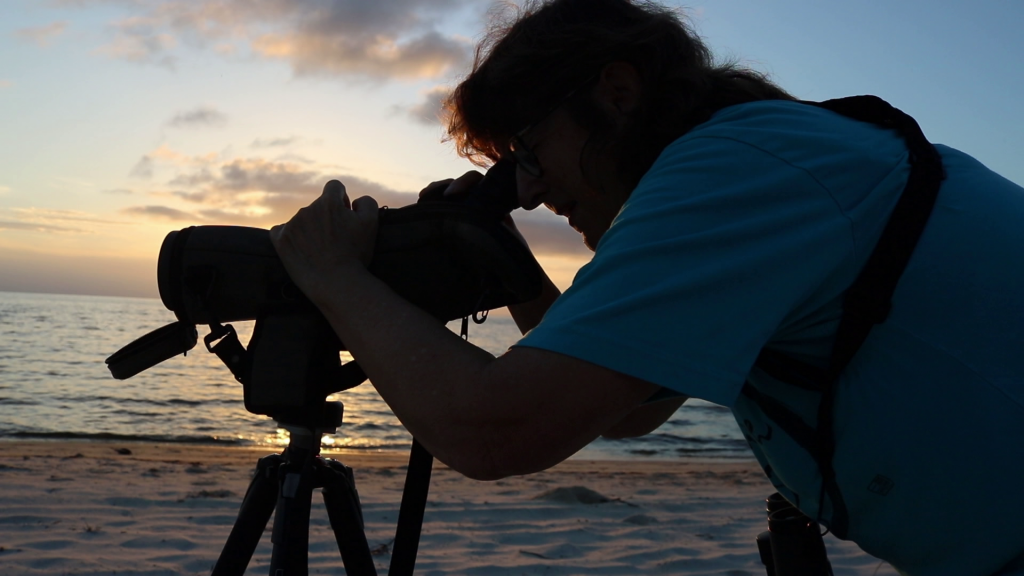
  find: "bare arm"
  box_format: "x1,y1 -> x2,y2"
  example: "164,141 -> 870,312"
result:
601,396 -> 687,439
506,262 -> 560,334
271,184 -> 658,480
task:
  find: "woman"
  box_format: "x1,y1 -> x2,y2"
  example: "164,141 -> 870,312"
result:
271,1 -> 1024,573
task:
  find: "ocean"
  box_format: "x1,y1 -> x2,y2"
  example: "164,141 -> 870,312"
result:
0,291 -> 750,461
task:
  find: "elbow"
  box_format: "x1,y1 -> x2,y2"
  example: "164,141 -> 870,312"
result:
436,427 -> 554,481
441,448 -> 513,481
457,462 -> 510,482
601,429 -> 642,440
440,441 -> 522,481
600,419 -> 660,440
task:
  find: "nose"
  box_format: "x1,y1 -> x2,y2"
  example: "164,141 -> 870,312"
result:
516,165 -> 545,210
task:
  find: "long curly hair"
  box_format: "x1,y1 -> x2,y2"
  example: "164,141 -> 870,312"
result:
445,0 -> 795,190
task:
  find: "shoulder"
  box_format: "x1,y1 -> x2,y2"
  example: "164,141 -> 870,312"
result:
649,100 -> 910,192
687,99 -> 897,146
622,99 -> 914,240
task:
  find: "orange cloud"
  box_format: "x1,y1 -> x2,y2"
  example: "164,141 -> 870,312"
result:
123,152 -> 418,228
121,145 -> 589,262
71,0 -> 473,81
252,30 -> 469,80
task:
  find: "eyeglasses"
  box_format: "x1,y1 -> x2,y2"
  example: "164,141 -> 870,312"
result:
507,74 -> 598,179
508,129 -> 545,179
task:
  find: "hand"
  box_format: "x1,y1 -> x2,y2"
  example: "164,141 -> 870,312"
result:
417,170 -> 484,202
270,180 -> 378,303
420,170 -> 533,244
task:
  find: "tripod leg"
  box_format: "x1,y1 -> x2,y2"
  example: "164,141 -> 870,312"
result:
269,449 -> 316,576
212,455 -> 283,576
320,459 -> 378,576
388,439 -> 433,576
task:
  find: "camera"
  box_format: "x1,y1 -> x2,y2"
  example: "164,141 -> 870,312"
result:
106,159 -> 542,426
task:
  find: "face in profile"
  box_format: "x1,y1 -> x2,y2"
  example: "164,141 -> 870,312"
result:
514,106 -> 632,251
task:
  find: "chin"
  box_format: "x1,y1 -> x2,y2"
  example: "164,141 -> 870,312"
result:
581,231 -> 601,252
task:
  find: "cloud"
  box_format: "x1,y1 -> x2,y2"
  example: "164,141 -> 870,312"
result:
122,144 -> 590,260
0,80 -> 12,90
252,28 -> 469,80
251,136 -> 300,148
167,106 -> 228,128
0,185 -> 11,195
102,188 -> 134,195
0,207 -> 120,234
15,21 -> 69,47
9,207 -> 124,227
122,146 -> 419,227
96,16 -> 177,70
406,85 -> 451,126
121,205 -> 198,221
130,144 -> 212,180
167,169 -> 214,187
149,144 -> 203,164
64,0 -> 474,80
0,220 -> 80,233
130,155 -> 155,179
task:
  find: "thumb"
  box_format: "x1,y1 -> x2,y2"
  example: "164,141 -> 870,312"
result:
322,179 -> 350,209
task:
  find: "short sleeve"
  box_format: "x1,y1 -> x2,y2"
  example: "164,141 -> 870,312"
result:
516,135 -> 857,407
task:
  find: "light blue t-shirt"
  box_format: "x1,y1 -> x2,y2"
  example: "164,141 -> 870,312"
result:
517,100 -> 1024,575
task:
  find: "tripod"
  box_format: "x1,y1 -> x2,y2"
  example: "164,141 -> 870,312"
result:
211,401 -> 432,576
755,492 -> 833,576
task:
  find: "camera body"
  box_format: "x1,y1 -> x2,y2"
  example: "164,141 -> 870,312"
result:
108,160 -> 542,425
159,160 -> 531,327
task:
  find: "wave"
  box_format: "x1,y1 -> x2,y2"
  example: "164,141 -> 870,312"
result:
0,430 -> 250,446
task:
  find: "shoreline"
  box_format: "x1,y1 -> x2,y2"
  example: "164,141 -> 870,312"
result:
0,436 -> 754,466
0,440 -> 896,575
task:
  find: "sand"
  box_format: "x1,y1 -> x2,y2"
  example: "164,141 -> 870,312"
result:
0,440 -> 900,575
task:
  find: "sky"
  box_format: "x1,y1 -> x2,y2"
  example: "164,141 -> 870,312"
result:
1,0 -> 1023,299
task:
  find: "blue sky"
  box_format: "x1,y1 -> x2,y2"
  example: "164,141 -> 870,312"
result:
1,0 -> 1022,297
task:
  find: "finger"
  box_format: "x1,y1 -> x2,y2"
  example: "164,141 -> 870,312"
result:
419,178 -> 455,200
351,195 -> 379,213
444,170 -> 485,198
322,179 -> 350,209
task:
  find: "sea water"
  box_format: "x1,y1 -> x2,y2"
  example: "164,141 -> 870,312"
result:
0,291 -> 749,460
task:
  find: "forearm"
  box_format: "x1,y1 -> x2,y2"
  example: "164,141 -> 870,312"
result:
308,263 -> 505,466
270,189 -> 656,480
506,269 -> 561,334
308,262 -> 652,479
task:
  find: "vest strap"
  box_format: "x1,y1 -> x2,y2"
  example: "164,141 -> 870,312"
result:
746,95 -> 946,539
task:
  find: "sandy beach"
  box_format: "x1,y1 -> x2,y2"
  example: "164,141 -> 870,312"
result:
0,440 -> 899,575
